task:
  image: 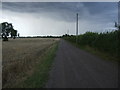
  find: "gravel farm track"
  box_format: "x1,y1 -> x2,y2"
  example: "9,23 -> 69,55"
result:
46,39 -> 118,88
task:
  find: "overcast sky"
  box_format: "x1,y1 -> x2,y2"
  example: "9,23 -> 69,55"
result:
1,2 -> 118,36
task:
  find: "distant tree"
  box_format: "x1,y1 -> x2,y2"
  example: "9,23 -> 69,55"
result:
115,21 -> 120,30
11,30 -> 17,39
115,22 -> 118,28
18,33 -> 20,38
1,22 -> 17,41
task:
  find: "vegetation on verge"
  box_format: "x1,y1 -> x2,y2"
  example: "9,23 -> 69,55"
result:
17,42 -> 59,88
63,30 -> 120,62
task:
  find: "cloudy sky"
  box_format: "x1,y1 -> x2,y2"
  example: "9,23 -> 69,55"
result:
0,2 -> 118,36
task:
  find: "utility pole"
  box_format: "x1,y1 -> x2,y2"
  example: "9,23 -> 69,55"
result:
76,13 -> 78,44
67,29 -> 69,35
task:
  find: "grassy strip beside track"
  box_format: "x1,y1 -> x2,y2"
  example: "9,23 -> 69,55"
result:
64,39 -> 118,62
14,42 -> 59,88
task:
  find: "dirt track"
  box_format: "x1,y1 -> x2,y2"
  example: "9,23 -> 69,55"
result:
46,39 -> 118,88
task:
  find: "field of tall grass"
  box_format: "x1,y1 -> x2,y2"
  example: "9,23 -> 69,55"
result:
2,38 -> 59,88
63,30 -> 120,61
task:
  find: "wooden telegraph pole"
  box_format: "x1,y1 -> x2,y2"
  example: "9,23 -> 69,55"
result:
76,13 -> 79,44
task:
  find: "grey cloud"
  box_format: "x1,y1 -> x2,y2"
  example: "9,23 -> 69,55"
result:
82,2 -> 117,15
2,2 -> 85,13
2,2 -> 117,21
2,2 -> 118,29
2,2 -> 89,22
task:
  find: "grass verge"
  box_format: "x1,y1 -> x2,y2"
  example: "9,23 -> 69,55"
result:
65,40 -> 118,62
14,42 -> 59,88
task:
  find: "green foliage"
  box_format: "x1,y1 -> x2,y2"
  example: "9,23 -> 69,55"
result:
1,22 -> 17,41
11,30 -> 17,39
63,30 -> 120,58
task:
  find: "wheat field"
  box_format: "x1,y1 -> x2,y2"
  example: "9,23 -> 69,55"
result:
2,38 -> 59,88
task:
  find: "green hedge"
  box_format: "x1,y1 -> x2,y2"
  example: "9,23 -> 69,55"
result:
63,30 -> 120,57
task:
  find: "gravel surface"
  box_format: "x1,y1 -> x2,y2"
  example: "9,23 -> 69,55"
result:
46,39 -> 118,88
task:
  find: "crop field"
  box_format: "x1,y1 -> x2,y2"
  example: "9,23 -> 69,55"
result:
2,38 -> 59,88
